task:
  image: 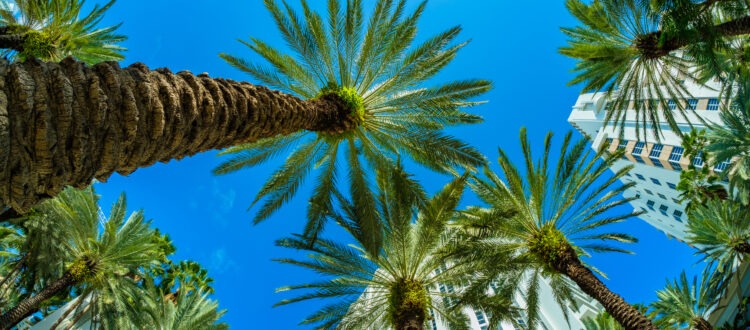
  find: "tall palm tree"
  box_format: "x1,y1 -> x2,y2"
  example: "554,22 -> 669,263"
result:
274,169 -> 514,330
214,0 -> 489,251
0,0 -> 489,220
650,269 -> 722,330
0,0 -> 125,64
0,186 -> 161,329
686,199 -> 750,274
561,0 -> 750,138
456,128 -> 654,329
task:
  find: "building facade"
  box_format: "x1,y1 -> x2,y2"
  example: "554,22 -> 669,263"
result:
567,78 -> 727,243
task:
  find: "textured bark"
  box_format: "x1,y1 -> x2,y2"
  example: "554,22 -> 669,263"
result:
636,16 -> 750,58
0,271 -> 75,329
694,317 -> 713,330
553,246 -> 657,330
0,57 -> 357,211
397,314 -> 424,330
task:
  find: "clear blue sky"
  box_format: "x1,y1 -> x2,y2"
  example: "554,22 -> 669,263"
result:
87,1 -> 702,328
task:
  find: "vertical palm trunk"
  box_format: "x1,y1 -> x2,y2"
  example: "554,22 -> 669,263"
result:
0,271 -> 76,329
553,246 -> 656,330
0,57 -> 357,212
694,317 -> 713,330
396,314 -> 424,330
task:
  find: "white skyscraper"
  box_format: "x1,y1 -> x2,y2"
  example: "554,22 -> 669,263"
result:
567,78 -> 727,243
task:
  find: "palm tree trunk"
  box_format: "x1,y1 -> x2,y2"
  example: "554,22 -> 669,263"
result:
0,57 -> 357,212
396,314 -> 424,330
553,246 -> 657,330
0,270 -> 76,329
640,16 -> 750,57
694,317 -> 713,330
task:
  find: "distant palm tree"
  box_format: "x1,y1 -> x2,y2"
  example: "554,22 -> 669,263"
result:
686,199 -> 750,274
561,0 -> 750,138
137,285 -> 227,330
214,0 -> 490,254
455,128 -> 654,329
0,0 -> 125,64
0,186 -> 161,329
274,169 -> 513,330
651,269 -> 722,330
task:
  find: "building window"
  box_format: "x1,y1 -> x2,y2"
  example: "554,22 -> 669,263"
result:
707,98 -> 719,111
659,204 -> 669,216
658,193 -> 667,200
475,310 -> 488,328
633,142 -> 645,163
673,210 -> 683,222
714,159 -> 730,172
667,99 -> 677,110
651,178 -> 662,185
687,98 -> 698,110
650,144 -> 664,168
669,147 -> 684,169
672,198 -> 681,204
693,151 -> 705,168
644,189 -> 653,195
647,200 -> 655,210
635,173 -> 646,181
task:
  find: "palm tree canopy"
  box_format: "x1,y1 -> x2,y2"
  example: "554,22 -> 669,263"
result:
2,186 -> 163,327
0,0 -> 126,64
686,199 -> 750,273
583,311 -> 625,330
651,268 -> 723,330
274,169 -> 511,330
214,0 -> 491,250
137,285 -> 228,330
454,127 -> 640,327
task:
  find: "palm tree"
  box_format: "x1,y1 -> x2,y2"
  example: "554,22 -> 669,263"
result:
0,0 -> 489,221
213,0 -> 489,251
686,199 -> 750,274
650,269 -> 722,330
0,0 -> 125,64
274,169 -> 514,330
456,128 -> 654,329
561,0 -> 750,138
583,311 -> 625,330
136,285 -> 227,330
0,186 -> 161,329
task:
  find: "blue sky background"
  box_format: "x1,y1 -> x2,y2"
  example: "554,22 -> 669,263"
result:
85,0 -> 703,328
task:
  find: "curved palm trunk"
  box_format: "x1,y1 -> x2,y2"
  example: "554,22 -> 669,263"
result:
553,246 -> 656,330
694,317 -> 713,330
0,271 -> 76,329
0,57 -> 356,211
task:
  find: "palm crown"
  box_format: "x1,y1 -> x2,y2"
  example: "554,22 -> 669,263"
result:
651,269 -> 722,330
214,0 -> 490,252
686,199 -> 750,274
0,0 -> 126,64
274,169 -> 504,329
1,186 -> 161,328
454,128 -> 648,328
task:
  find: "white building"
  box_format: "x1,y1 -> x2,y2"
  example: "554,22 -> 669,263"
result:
567,78 -> 728,243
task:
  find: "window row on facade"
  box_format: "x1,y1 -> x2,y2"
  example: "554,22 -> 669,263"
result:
602,97 -> 722,112
604,138 -> 731,174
